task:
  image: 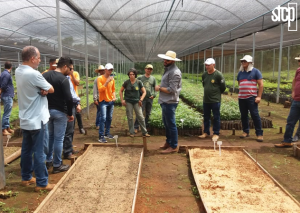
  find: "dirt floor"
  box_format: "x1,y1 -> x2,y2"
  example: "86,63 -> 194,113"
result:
0,94 -> 300,212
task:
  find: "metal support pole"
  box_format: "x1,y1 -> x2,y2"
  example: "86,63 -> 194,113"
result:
273,49 -> 275,78
276,24 -> 284,104
223,56 -> 226,73
260,50 -> 263,72
287,46 -> 290,80
56,0 -> 62,57
84,20 -> 89,119
211,47 -> 213,58
188,55 -> 190,79
44,55 -> 46,71
98,33 -> 101,65
192,53 -> 195,81
197,51 -> 200,84
252,33 -> 255,63
233,39 -> 237,93
221,44 -> 224,72
203,50 -> 206,72
106,41 -> 109,63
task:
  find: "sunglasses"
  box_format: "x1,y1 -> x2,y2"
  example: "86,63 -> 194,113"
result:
68,66 -> 73,71
241,61 -> 248,63
298,60 -> 300,62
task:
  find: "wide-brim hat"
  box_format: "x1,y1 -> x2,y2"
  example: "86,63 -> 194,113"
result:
158,50 -> 181,61
52,58 -> 59,67
295,54 -> 300,60
95,65 -> 105,73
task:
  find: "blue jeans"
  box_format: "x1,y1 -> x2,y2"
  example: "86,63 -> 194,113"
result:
99,101 -> 114,137
161,103 -> 178,149
1,96 -> 13,129
21,121 -> 48,187
284,100 -> 300,143
239,97 -> 263,136
46,109 -> 68,167
95,101 -> 101,127
203,102 -> 221,135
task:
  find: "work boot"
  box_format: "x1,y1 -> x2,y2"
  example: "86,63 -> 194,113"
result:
160,147 -> 178,154
35,183 -> 55,192
256,136 -> 263,142
198,133 -> 208,138
21,177 -> 36,186
6,127 -> 14,134
212,135 -> 219,141
240,132 -> 249,138
159,142 -> 170,150
274,142 -> 293,148
2,129 -> 11,136
134,129 -> 138,134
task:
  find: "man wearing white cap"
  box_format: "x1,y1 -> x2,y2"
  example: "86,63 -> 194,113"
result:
134,64 -> 157,132
155,50 -> 182,154
237,55 -> 264,142
97,63 -> 116,143
198,58 -> 226,141
93,65 -> 105,129
275,54 -> 300,147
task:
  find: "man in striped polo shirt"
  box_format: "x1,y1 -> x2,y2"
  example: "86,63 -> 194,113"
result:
237,55 -> 263,142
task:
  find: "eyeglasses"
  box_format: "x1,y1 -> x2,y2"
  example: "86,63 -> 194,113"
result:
146,68 -> 153,70
241,61 -> 248,63
163,59 -> 171,62
129,74 -> 135,76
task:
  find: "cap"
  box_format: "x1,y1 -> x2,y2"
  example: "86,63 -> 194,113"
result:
204,58 -> 215,65
240,55 -> 253,62
105,63 -> 114,70
145,64 -> 153,69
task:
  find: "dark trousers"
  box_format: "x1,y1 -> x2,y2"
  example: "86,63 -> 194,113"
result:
63,105 -> 76,157
284,100 -> 300,143
203,102 -> 221,135
76,111 -> 83,129
238,96 -> 263,136
134,98 -> 153,129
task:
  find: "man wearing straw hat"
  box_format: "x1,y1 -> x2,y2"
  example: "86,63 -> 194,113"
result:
155,50 -> 182,154
93,65 -> 105,129
275,54 -> 300,148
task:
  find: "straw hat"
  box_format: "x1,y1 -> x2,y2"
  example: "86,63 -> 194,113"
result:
295,54 -> 300,60
95,65 -> 105,73
157,50 -> 181,61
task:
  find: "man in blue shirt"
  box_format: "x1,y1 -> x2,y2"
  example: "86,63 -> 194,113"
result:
0,61 -> 15,136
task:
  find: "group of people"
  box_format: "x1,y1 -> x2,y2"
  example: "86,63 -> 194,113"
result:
2,45 -> 300,192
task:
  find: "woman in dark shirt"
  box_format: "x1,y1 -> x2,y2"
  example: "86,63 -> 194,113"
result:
119,68 -> 150,137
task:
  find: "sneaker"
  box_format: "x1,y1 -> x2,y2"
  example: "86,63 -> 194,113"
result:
256,136 -> 263,142
143,133 -> 150,137
134,129 -> 138,134
212,134 -> 219,141
46,162 -> 53,170
79,128 -> 85,134
96,126 -> 100,130
240,132 -> 250,138
292,135 -> 299,142
198,133 -> 208,138
35,183 -> 55,192
98,136 -> 107,143
129,134 -> 134,138
274,142 -> 293,148
21,177 -> 36,186
104,134 -> 114,139
52,164 -> 70,174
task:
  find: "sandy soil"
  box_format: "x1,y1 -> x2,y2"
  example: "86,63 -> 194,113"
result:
4,147 -> 20,159
190,148 -> 300,212
36,146 -> 142,213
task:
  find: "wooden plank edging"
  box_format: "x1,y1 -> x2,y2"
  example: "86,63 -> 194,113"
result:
131,149 -> 144,213
34,144 -> 94,213
84,143 -> 144,150
4,148 -> 21,165
243,149 -> 300,208
189,149 -> 210,213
